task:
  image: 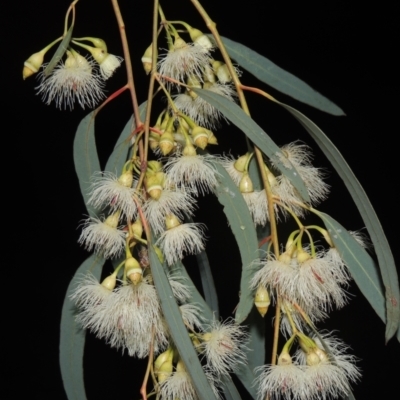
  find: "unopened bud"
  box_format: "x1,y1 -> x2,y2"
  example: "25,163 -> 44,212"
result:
105,212 -> 120,228
213,61 -> 232,83
154,349 -> 173,382
149,132 -> 160,151
165,214 -> 181,230
234,153 -> 250,172
130,219 -> 143,238
147,160 -> 163,172
203,64 -> 216,83
254,286 -> 270,317
101,274 -> 117,290
239,173 -> 254,193
191,126 -> 209,149
159,131 -> 175,155
23,50 -> 45,79
141,44 -> 153,74
125,257 -> 142,285
145,172 -> 165,200
118,170 -> 134,187
188,27 -> 213,51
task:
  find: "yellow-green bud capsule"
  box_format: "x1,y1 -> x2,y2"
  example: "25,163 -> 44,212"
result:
203,64 -> 216,83
187,75 -> 202,99
74,37 -> 108,51
125,257 -> 142,285
277,350 -> 293,366
23,50 -> 46,79
104,212 -> 120,229
206,131 -> 218,145
191,126 -> 209,150
234,153 -> 250,172
159,131 -> 175,155
101,273 -> 117,290
239,173 -> 254,193
188,27 -> 213,51
165,214 -> 181,230
130,219 -> 143,239
149,132 -> 160,151
173,36 -> 187,51
183,142 -> 197,156
254,286 -> 270,317
147,160 -> 163,173
118,170 -> 134,187
145,172 -> 165,200
141,44 -> 153,74
297,249 -> 311,264
213,61 -> 232,83
278,251 -> 292,264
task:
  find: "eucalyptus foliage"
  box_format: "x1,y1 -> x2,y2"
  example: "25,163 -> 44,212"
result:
23,1 -> 399,399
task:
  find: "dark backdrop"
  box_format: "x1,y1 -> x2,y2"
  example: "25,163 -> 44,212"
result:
6,0 -> 399,399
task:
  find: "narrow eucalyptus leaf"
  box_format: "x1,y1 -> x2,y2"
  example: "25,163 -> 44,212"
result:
211,161 -> 259,324
60,253 -> 105,400
104,115 -> 134,174
276,101 -> 399,341
73,112 -> 100,217
148,247 -> 218,400
218,36 -> 345,116
44,25 -> 74,76
105,101 -> 147,174
196,250 -> 220,318
315,211 -> 385,324
195,88 -> 310,203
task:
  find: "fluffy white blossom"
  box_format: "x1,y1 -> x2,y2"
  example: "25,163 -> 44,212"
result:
98,53 -> 123,79
36,50 -> 105,110
164,153 -> 219,195
88,171 -> 139,219
242,190 -> 271,226
143,188 -> 196,235
156,220 -> 206,266
158,37 -> 211,85
78,214 -> 126,258
199,319 -> 249,376
174,82 -> 236,128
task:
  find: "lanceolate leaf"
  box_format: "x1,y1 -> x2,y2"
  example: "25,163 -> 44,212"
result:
274,101 -> 399,342
73,112 -> 100,217
60,254 -> 105,400
44,24 -> 74,77
105,101 -> 148,174
148,247 -> 218,400
315,211 -> 386,325
211,161 -> 259,324
196,250 -> 220,318
218,36 -> 345,116
194,88 -> 310,203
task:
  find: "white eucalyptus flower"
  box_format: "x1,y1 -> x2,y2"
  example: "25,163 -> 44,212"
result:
88,171 -> 139,219
36,50 -> 105,110
158,37 -> 211,84
97,53 -> 123,79
199,318 -> 249,376
164,153 -> 219,195
78,213 -> 126,258
156,215 -> 206,266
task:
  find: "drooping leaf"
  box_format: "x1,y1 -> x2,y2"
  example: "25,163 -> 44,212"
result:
44,24 -> 74,76
195,88 -> 310,203
196,250 -> 220,318
105,101 -> 148,174
315,211 -> 385,325
218,36 -> 345,116
211,161 -> 259,324
73,112 -> 100,217
148,247 -> 218,400
60,253 -> 105,400
274,101 -> 399,342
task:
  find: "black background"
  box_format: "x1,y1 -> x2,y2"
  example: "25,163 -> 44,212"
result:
6,0 -> 400,399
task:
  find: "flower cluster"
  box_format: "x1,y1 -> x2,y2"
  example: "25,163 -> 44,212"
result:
256,333 -> 360,400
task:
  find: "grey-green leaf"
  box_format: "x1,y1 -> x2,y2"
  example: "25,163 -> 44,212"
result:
44,25 -> 74,77
194,88 -> 310,203
218,36 -> 344,116
276,101 -> 399,342
105,102 -> 148,174
211,161 -> 259,324
60,253 -> 105,400
74,112 -> 100,217
315,211 -> 385,324
148,247 -> 218,400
